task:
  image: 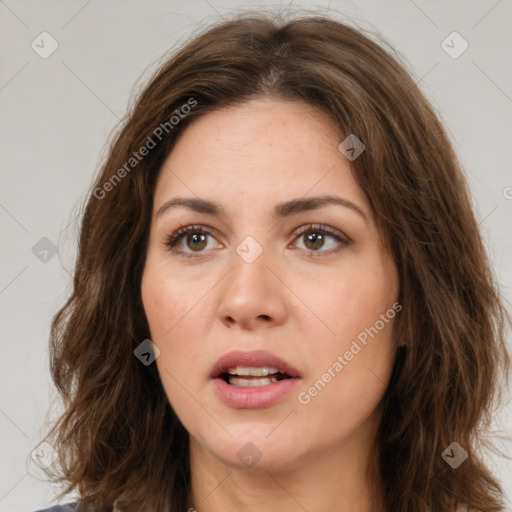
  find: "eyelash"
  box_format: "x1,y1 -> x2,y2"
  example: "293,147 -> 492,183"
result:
164,223 -> 351,259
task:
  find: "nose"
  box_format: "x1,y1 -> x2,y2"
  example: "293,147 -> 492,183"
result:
217,250 -> 288,330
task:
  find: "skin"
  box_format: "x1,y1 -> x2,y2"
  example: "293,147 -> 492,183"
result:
141,97 -> 400,512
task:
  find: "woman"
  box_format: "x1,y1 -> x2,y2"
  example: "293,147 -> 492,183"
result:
33,10 -> 510,512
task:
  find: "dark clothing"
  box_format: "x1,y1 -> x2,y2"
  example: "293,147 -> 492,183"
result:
34,503 -> 87,512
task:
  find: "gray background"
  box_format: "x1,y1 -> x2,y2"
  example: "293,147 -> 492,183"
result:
1,1 -> 511,510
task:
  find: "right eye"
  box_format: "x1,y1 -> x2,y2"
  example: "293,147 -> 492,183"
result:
164,224 -> 222,258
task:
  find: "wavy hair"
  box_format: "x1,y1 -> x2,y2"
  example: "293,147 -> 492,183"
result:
36,10 -> 510,512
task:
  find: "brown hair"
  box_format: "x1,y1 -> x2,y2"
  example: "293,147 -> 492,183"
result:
36,10 -> 510,512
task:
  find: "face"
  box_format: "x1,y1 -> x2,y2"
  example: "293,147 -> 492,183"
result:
141,97 -> 400,472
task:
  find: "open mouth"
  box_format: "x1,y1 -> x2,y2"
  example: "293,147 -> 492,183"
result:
220,366 -> 294,387
210,351 -> 301,407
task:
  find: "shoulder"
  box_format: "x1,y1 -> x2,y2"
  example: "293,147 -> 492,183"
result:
33,503 -> 86,512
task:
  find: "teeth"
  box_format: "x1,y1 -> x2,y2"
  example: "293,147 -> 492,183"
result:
228,376 -> 278,387
226,366 -> 280,377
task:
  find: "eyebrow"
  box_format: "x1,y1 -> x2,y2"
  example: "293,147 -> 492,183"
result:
156,195 -> 369,223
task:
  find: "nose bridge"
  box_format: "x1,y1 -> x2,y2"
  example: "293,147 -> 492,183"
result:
217,238 -> 287,327
227,238 -> 274,301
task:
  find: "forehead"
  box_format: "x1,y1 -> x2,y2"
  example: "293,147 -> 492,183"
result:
153,98 -> 369,214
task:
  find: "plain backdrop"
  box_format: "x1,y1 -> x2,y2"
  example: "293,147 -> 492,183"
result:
1,1 -> 511,511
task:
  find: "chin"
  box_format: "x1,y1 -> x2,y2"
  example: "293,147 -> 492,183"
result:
195,426 -> 306,472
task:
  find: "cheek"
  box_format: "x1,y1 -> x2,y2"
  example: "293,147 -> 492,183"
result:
295,251 -> 399,415
141,268 -> 205,423
295,317 -> 398,449
141,271 -> 191,394
141,261 -> 213,386
141,259 -> 204,341
307,254 -> 398,353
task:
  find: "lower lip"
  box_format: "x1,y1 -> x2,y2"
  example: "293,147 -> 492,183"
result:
212,377 -> 301,408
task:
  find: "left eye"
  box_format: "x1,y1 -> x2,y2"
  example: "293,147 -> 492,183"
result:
164,223 -> 350,258
291,225 -> 349,255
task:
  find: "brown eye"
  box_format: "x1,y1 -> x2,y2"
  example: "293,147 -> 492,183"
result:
165,225 -> 220,258
292,224 -> 350,257
303,231 -> 326,250
184,232 -> 208,251
165,223 -> 350,259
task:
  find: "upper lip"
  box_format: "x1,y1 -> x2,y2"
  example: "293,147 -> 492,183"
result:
210,350 -> 302,379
